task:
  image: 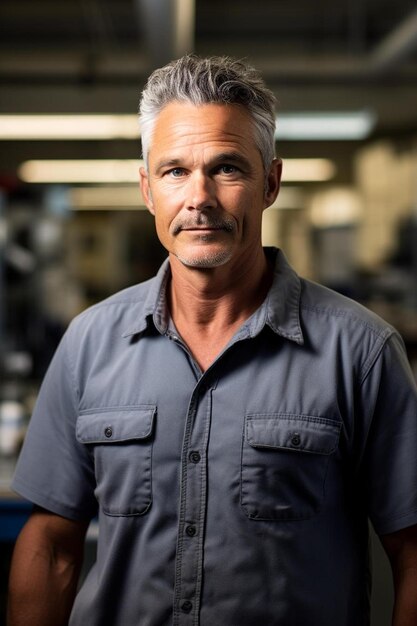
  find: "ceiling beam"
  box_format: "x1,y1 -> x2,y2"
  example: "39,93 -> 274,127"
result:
1,4 -> 417,83
371,8 -> 417,71
134,0 -> 195,69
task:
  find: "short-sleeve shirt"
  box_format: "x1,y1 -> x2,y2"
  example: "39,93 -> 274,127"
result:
13,247 -> 417,626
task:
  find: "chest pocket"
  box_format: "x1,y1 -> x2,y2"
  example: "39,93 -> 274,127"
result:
241,414 -> 341,521
76,406 -> 156,517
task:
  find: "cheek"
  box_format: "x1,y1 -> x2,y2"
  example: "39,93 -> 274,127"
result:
153,211 -> 175,243
227,182 -> 261,204
151,185 -> 182,218
230,187 -> 263,218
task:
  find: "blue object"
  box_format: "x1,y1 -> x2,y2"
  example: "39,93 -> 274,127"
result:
0,499 -> 32,541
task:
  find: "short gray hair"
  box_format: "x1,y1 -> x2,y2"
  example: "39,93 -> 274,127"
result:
139,54 -> 276,171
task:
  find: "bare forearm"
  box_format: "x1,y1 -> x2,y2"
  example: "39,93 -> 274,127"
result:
7,537 -> 82,625
391,567 -> 417,626
7,510 -> 86,626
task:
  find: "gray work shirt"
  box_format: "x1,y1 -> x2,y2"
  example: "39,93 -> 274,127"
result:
13,248 -> 417,626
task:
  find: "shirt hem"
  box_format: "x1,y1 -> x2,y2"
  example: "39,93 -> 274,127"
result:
11,476 -> 96,522
372,509 -> 417,535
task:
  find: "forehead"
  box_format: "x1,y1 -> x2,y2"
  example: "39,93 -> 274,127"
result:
148,102 -> 260,165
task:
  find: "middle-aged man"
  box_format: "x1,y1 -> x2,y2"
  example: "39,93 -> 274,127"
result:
7,55 -> 417,626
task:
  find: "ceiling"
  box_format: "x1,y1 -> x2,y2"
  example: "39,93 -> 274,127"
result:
1,0 -> 417,184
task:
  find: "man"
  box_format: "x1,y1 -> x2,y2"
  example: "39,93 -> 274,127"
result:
7,55 -> 417,625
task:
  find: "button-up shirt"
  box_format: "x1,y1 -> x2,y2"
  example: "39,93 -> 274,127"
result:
13,248 -> 417,625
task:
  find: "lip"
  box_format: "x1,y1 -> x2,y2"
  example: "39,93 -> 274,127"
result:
182,227 -> 223,231
180,229 -> 223,235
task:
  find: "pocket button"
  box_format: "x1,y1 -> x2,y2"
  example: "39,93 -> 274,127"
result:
104,427 -> 113,438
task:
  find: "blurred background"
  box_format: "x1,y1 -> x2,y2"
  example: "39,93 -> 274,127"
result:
1,1 -> 417,623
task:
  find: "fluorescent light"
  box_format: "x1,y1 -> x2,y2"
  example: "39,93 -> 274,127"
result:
310,187 -> 362,227
18,159 -> 143,183
70,186 -> 146,210
282,159 -> 336,182
1,111 -> 375,141
276,110 -> 376,140
0,115 -> 139,140
18,157 -> 335,184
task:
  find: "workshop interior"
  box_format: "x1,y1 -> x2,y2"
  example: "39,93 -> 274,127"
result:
1,1 -> 417,624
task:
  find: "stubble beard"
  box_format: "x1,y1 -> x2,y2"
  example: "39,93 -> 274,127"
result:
175,247 -> 234,268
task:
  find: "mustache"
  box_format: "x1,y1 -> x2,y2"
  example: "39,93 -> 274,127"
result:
172,214 -> 235,235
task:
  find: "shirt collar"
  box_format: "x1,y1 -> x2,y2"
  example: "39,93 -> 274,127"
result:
122,248 -> 304,345
262,247 -> 304,345
122,258 -> 171,338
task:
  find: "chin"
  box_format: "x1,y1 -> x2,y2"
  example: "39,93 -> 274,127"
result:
175,248 -> 233,269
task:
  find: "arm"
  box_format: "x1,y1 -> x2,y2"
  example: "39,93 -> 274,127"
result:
380,524 -> 417,626
7,506 -> 89,626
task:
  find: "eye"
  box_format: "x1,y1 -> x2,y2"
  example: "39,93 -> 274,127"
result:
218,164 -> 238,175
167,167 -> 186,178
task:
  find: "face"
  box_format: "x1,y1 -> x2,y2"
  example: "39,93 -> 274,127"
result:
140,102 -> 281,270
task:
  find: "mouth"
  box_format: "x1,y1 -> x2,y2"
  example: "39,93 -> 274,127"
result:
182,226 -> 223,231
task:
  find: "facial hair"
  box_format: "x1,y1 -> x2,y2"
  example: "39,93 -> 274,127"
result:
171,213 -> 236,268
172,213 -> 235,236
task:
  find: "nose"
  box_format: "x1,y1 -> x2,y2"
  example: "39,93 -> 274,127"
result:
186,172 -> 217,211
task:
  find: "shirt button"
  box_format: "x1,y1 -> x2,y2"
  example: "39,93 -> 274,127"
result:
185,525 -> 197,537
104,427 -> 113,438
189,451 -> 201,464
181,600 -> 193,613
291,433 -> 301,446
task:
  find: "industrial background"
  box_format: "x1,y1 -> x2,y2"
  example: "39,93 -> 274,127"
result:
1,2 -> 417,623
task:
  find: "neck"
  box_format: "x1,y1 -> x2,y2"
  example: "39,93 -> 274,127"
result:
168,247 -> 272,329
166,247 -> 273,372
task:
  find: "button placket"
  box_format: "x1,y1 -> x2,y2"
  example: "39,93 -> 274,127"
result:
173,382 -> 212,625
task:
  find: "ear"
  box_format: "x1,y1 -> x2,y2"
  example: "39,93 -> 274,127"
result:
139,165 -> 155,215
263,158 -> 282,209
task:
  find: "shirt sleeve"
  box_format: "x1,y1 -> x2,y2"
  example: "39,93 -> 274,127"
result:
12,326 -> 98,521
359,331 -> 417,535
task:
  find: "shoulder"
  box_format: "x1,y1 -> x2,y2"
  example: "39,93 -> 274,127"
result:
298,278 -> 401,381
268,247 -> 396,348
82,277 -> 155,314
299,277 -> 395,342
66,275 -> 158,343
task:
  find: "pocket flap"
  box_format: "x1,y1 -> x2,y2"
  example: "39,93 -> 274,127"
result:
245,414 -> 341,455
76,406 -> 156,444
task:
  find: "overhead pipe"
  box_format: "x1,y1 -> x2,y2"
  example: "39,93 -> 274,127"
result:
135,0 -> 195,70
370,7 -> 417,72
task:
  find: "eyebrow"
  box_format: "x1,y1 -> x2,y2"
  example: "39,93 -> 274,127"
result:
211,152 -> 252,170
153,158 -> 182,175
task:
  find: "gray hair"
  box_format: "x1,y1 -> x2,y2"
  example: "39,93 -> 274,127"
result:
139,54 -> 276,171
